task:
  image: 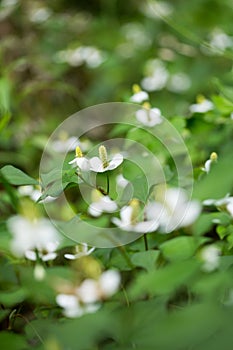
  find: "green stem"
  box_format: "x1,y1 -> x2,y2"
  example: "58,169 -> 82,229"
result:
106,171 -> 110,195
143,234 -> 148,251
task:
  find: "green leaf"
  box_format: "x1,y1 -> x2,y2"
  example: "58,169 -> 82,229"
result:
131,250 -> 160,272
0,332 -> 27,349
0,165 -> 38,186
129,260 -> 199,299
160,236 -> 206,261
0,288 -> 28,307
193,154 -> 233,200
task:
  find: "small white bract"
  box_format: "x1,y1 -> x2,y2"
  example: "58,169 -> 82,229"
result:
7,216 -> 60,261
56,270 -> 120,318
201,245 -> 221,272
64,243 -> 95,260
202,152 -> 218,173
89,145 -> 123,173
130,84 -> 149,103
146,188 -> 201,233
69,146 -> 90,171
189,97 -> 214,113
18,185 -> 55,203
88,193 -> 117,217
112,199 -> 159,233
136,103 -> 163,127
203,194 -> 233,217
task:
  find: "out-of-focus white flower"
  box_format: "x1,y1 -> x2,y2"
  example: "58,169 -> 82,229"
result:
78,270 -> 121,303
18,185 -> 55,203
121,22 -> 152,49
141,0 -> 173,19
209,29 -> 233,51
89,145 -> 123,173
135,102 -> 163,127
64,243 -> 95,260
167,73 -> 191,93
112,199 -> 159,233
130,84 -> 149,103
30,7 -> 51,23
55,46 -> 105,68
202,152 -> 218,173
201,245 -> 221,272
56,294 -> 99,318
146,188 -> 201,233
56,270 -> 120,318
203,194 -> 233,217
116,174 -> 130,188
1,0 -> 18,6
7,216 -> 60,261
189,96 -> 214,114
51,133 -> 80,153
141,59 -> 169,92
88,190 -> 117,217
230,112 -> 233,120
69,146 -> 90,171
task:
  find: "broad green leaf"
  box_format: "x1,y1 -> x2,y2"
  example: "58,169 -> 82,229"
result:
160,236 -> 208,261
131,250 -> 160,271
193,154 -> 233,200
0,288 -> 28,307
0,332 -> 27,349
0,165 -> 38,185
129,260 -> 199,299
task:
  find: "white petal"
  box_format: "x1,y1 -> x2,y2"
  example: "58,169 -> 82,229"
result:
88,202 -> 103,217
25,250 -> 37,261
89,157 -> 104,172
41,252 -> 57,261
99,270 -> 120,297
130,91 -> 149,103
179,201 -> 201,227
76,157 -> 90,171
227,200 -> 233,216
108,153 -> 124,170
120,206 -> 133,226
78,279 -> 100,303
135,220 -> 159,233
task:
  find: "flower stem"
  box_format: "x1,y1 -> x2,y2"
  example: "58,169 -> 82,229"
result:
143,234 -> 148,251
106,171 -> 110,195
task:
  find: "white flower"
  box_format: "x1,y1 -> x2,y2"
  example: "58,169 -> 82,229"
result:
30,8 -> 51,23
112,199 -> 159,233
69,146 -> 90,171
130,84 -> 148,103
34,264 -> 46,281
146,188 -> 201,233
209,29 -> 233,51
203,194 -> 233,217
55,46 -> 105,68
18,185 -> 55,203
89,145 -> 123,173
135,104 -> 163,127
7,216 -> 60,261
51,136 -> 79,153
99,270 -> 121,297
77,270 -> 120,303
202,152 -> 218,173
141,59 -> 169,92
189,98 -> 214,113
88,193 -> 117,217
56,270 -> 120,318
167,73 -> 191,93
64,243 -> 95,260
201,245 -> 221,272
56,294 -> 99,318
116,174 -> 130,188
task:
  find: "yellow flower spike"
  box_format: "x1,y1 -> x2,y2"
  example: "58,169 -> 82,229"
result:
19,198 -> 40,221
91,189 -> 102,203
132,84 -> 141,94
196,94 -> 206,103
142,101 -> 151,110
75,146 -> 83,158
99,145 -> 109,168
129,198 -> 140,225
210,152 -> 218,162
